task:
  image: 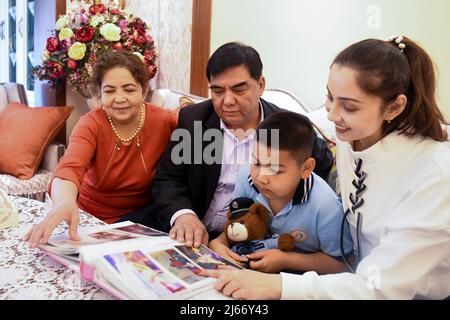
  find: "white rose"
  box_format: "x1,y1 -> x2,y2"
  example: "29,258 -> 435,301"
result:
55,15 -> 68,31
68,42 -> 87,60
41,50 -> 50,61
59,28 -> 74,41
90,15 -> 105,28
100,23 -> 121,42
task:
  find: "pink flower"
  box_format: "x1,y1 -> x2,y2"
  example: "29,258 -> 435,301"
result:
46,37 -> 59,53
110,8 -> 121,15
60,38 -> 74,52
67,59 -> 77,69
79,13 -> 89,24
119,19 -> 129,32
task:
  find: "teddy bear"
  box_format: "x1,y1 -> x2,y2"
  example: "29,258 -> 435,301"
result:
224,197 -> 295,267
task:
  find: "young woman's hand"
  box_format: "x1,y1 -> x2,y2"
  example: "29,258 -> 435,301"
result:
200,268 -> 282,300
24,200 -> 81,248
247,249 -> 287,273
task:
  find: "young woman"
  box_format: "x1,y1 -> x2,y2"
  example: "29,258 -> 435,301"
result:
201,36 -> 450,300
26,50 -> 177,246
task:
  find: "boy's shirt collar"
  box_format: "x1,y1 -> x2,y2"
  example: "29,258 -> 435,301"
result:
247,174 -> 315,206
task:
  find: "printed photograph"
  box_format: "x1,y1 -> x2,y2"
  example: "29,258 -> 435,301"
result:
149,248 -> 204,284
104,250 -> 185,298
47,229 -> 137,250
175,244 -> 242,269
114,223 -> 169,237
88,230 -> 136,241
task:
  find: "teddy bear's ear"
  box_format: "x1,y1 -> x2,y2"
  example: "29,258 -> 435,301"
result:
250,203 -> 270,226
226,209 -> 232,219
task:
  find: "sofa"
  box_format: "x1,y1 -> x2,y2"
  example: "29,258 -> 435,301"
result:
0,83 -> 66,202
149,88 -> 339,190
149,88 -> 334,138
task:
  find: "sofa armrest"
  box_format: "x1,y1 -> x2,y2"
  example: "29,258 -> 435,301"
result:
148,89 -> 205,110
39,143 -> 65,172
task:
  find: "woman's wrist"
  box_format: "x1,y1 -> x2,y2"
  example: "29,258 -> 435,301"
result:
268,274 -> 283,299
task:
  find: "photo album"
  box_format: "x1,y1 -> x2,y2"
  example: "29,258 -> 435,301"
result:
39,221 -> 239,300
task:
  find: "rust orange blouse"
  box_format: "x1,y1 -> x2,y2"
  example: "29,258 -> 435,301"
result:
50,103 -> 177,223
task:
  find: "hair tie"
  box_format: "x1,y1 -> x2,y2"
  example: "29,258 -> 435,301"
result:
387,35 -> 406,52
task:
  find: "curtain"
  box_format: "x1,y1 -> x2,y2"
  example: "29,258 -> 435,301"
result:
125,0 -> 193,93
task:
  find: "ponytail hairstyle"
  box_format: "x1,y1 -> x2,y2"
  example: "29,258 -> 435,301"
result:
332,37 -> 448,142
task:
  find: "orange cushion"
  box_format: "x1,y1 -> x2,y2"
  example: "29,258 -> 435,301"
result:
0,102 -> 73,179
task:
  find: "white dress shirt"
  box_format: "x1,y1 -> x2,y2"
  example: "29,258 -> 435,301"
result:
170,102 -> 264,233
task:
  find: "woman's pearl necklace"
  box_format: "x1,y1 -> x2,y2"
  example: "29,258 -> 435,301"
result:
106,103 -> 145,150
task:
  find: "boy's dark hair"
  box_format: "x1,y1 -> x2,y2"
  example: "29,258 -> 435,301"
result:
256,111 -> 315,164
206,42 -> 263,82
91,50 -> 151,96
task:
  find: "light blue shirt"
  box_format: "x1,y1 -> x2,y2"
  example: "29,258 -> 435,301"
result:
233,165 -> 353,258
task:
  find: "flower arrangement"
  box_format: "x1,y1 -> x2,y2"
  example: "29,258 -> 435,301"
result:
33,0 -> 157,97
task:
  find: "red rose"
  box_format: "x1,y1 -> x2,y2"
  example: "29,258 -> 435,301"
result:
133,18 -> 146,32
75,26 -> 94,43
144,49 -> 155,62
48,61 -> 64,78
89,4 -> 106,15
67,59 -> 77,70
110,8 -> 121,15
46,37 -> 59,53
133,30 -> 147,45
148,65 -> 157,78
112,42 -> 123,50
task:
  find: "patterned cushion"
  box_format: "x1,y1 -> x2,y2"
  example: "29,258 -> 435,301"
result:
0,169 -> 53,202
0,103 -> 73,179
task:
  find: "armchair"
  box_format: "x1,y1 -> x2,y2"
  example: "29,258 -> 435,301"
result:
0,83 -> 65,202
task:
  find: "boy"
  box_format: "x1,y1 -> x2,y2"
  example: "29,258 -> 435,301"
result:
209,111 -> 353,274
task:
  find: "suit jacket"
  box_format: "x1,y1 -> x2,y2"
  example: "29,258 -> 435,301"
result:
152,98 -> 333,230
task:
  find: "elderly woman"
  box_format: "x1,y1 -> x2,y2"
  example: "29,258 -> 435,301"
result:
26,50 -> 177,246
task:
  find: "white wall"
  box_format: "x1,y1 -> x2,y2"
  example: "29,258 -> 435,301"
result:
211,0 -> 450,121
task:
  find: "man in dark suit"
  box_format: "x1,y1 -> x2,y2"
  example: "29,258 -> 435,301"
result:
148,42 -> 333,247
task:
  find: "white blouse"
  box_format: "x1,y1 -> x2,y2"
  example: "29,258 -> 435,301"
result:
281,131 -> 450,299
